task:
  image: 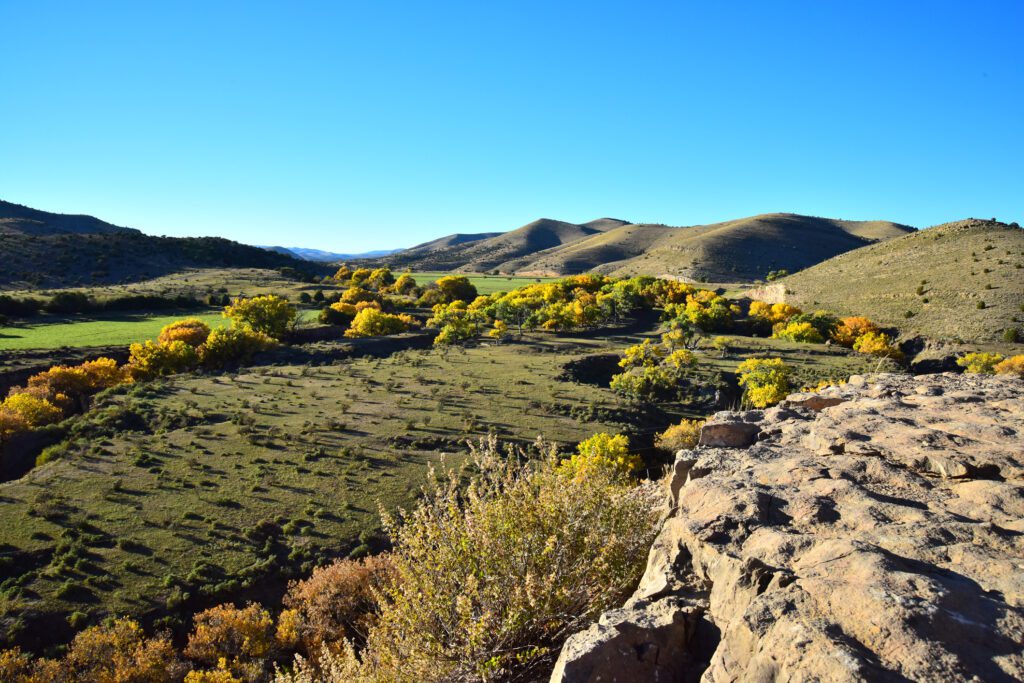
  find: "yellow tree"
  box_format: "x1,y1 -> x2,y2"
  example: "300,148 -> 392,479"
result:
223,295 -> 296,339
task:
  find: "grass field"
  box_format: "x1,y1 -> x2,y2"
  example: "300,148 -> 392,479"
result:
0,320 -> 882,649
0,309 -> 324,352
4,268 -> 343,304
410,271 -> 560,295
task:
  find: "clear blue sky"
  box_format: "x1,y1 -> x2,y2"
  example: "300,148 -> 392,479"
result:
2,1 -> 1021,252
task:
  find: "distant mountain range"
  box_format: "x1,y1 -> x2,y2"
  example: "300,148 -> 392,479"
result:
375,213 -> 915,282
0,200 -> 325,289
260,246 -> 402,262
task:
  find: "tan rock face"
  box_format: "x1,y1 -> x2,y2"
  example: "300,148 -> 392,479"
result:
552,373 -> 1024,682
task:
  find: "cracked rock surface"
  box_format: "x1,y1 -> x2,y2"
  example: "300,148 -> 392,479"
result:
551,373 -> 1024,682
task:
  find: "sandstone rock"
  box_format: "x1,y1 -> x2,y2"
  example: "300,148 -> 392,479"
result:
697,419 -> 760,449
553,373 -> 1024,682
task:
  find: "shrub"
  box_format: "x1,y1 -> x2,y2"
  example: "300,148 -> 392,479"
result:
852,331 -> 903,359
831,316 -> 879,347
957,352 -> 1004,374
1003,327 -> 1021,343
158,318 -> 212,347
333,265 -> 353,282
223,295 -> 296,339
282,438 -> 658,682
127,340 -> 200,380
200,328 -> 277,368
560,433 -> 642,478
771,321 -> 824,343
344,309 -> 415,338
736,357 -> 792,408
655,419 -> 705,452
185,603 -> 275,680
283,556 -> 393,653
994,355 -> 1024,377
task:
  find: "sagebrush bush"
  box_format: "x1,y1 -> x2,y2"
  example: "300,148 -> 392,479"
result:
278,438 -> 659,682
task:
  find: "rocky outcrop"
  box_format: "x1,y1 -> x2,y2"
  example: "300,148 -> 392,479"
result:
552,373 -> 1024,682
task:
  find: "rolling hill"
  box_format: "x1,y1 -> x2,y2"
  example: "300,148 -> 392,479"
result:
775,218 -> 1024,344
383,218 -> 624,272
0,200 -> 326,289
377,213 -> 914,281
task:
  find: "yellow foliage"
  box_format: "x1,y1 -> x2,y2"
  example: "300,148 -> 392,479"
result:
275,609 -> 302,650
736,357 -> 793,408
128,340 -> 200,380
771,321 -> 824,343
344,308 -> 414,338
199,328 -> 277,369
655,419 -> 705,452
223,295 -> 296,339
185,667 -> 242,683
831,316 -> 879,347
62,617 -> 184,682
957,352 -> 1004,374
283,555 -> 393,653
994,355 -> 1024,377
664,348 -> 697,369
749,301 -> 800,324
560,433 -> 642,479
185,603 -> 275,678
487,319 -> 508,339
158,318 -> 212,347
852,331 -> 903,359
0,393 -> 63,427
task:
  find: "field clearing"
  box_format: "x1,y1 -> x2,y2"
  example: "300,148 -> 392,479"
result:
3,268 -> 343,303
0,309 -> 323,352
410,271 -> 560,295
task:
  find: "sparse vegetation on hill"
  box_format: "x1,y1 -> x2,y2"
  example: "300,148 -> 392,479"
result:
779,218 -> 1024,344
375,213 -> 913,281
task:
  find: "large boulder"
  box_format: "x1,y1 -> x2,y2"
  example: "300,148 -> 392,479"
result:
553,373 -> 1024,682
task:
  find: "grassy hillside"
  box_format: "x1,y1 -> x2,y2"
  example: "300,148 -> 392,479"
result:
779,218 -> 1024,343
518,213 -> 914,280
384,218 -> 622,272
379,213 -> 913,281
0,201 -> 327,289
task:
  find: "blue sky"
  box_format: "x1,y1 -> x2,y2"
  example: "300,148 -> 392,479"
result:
1,1 -> 1021,252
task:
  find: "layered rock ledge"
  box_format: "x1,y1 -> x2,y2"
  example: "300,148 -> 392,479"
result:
553,373 -> 1024,682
